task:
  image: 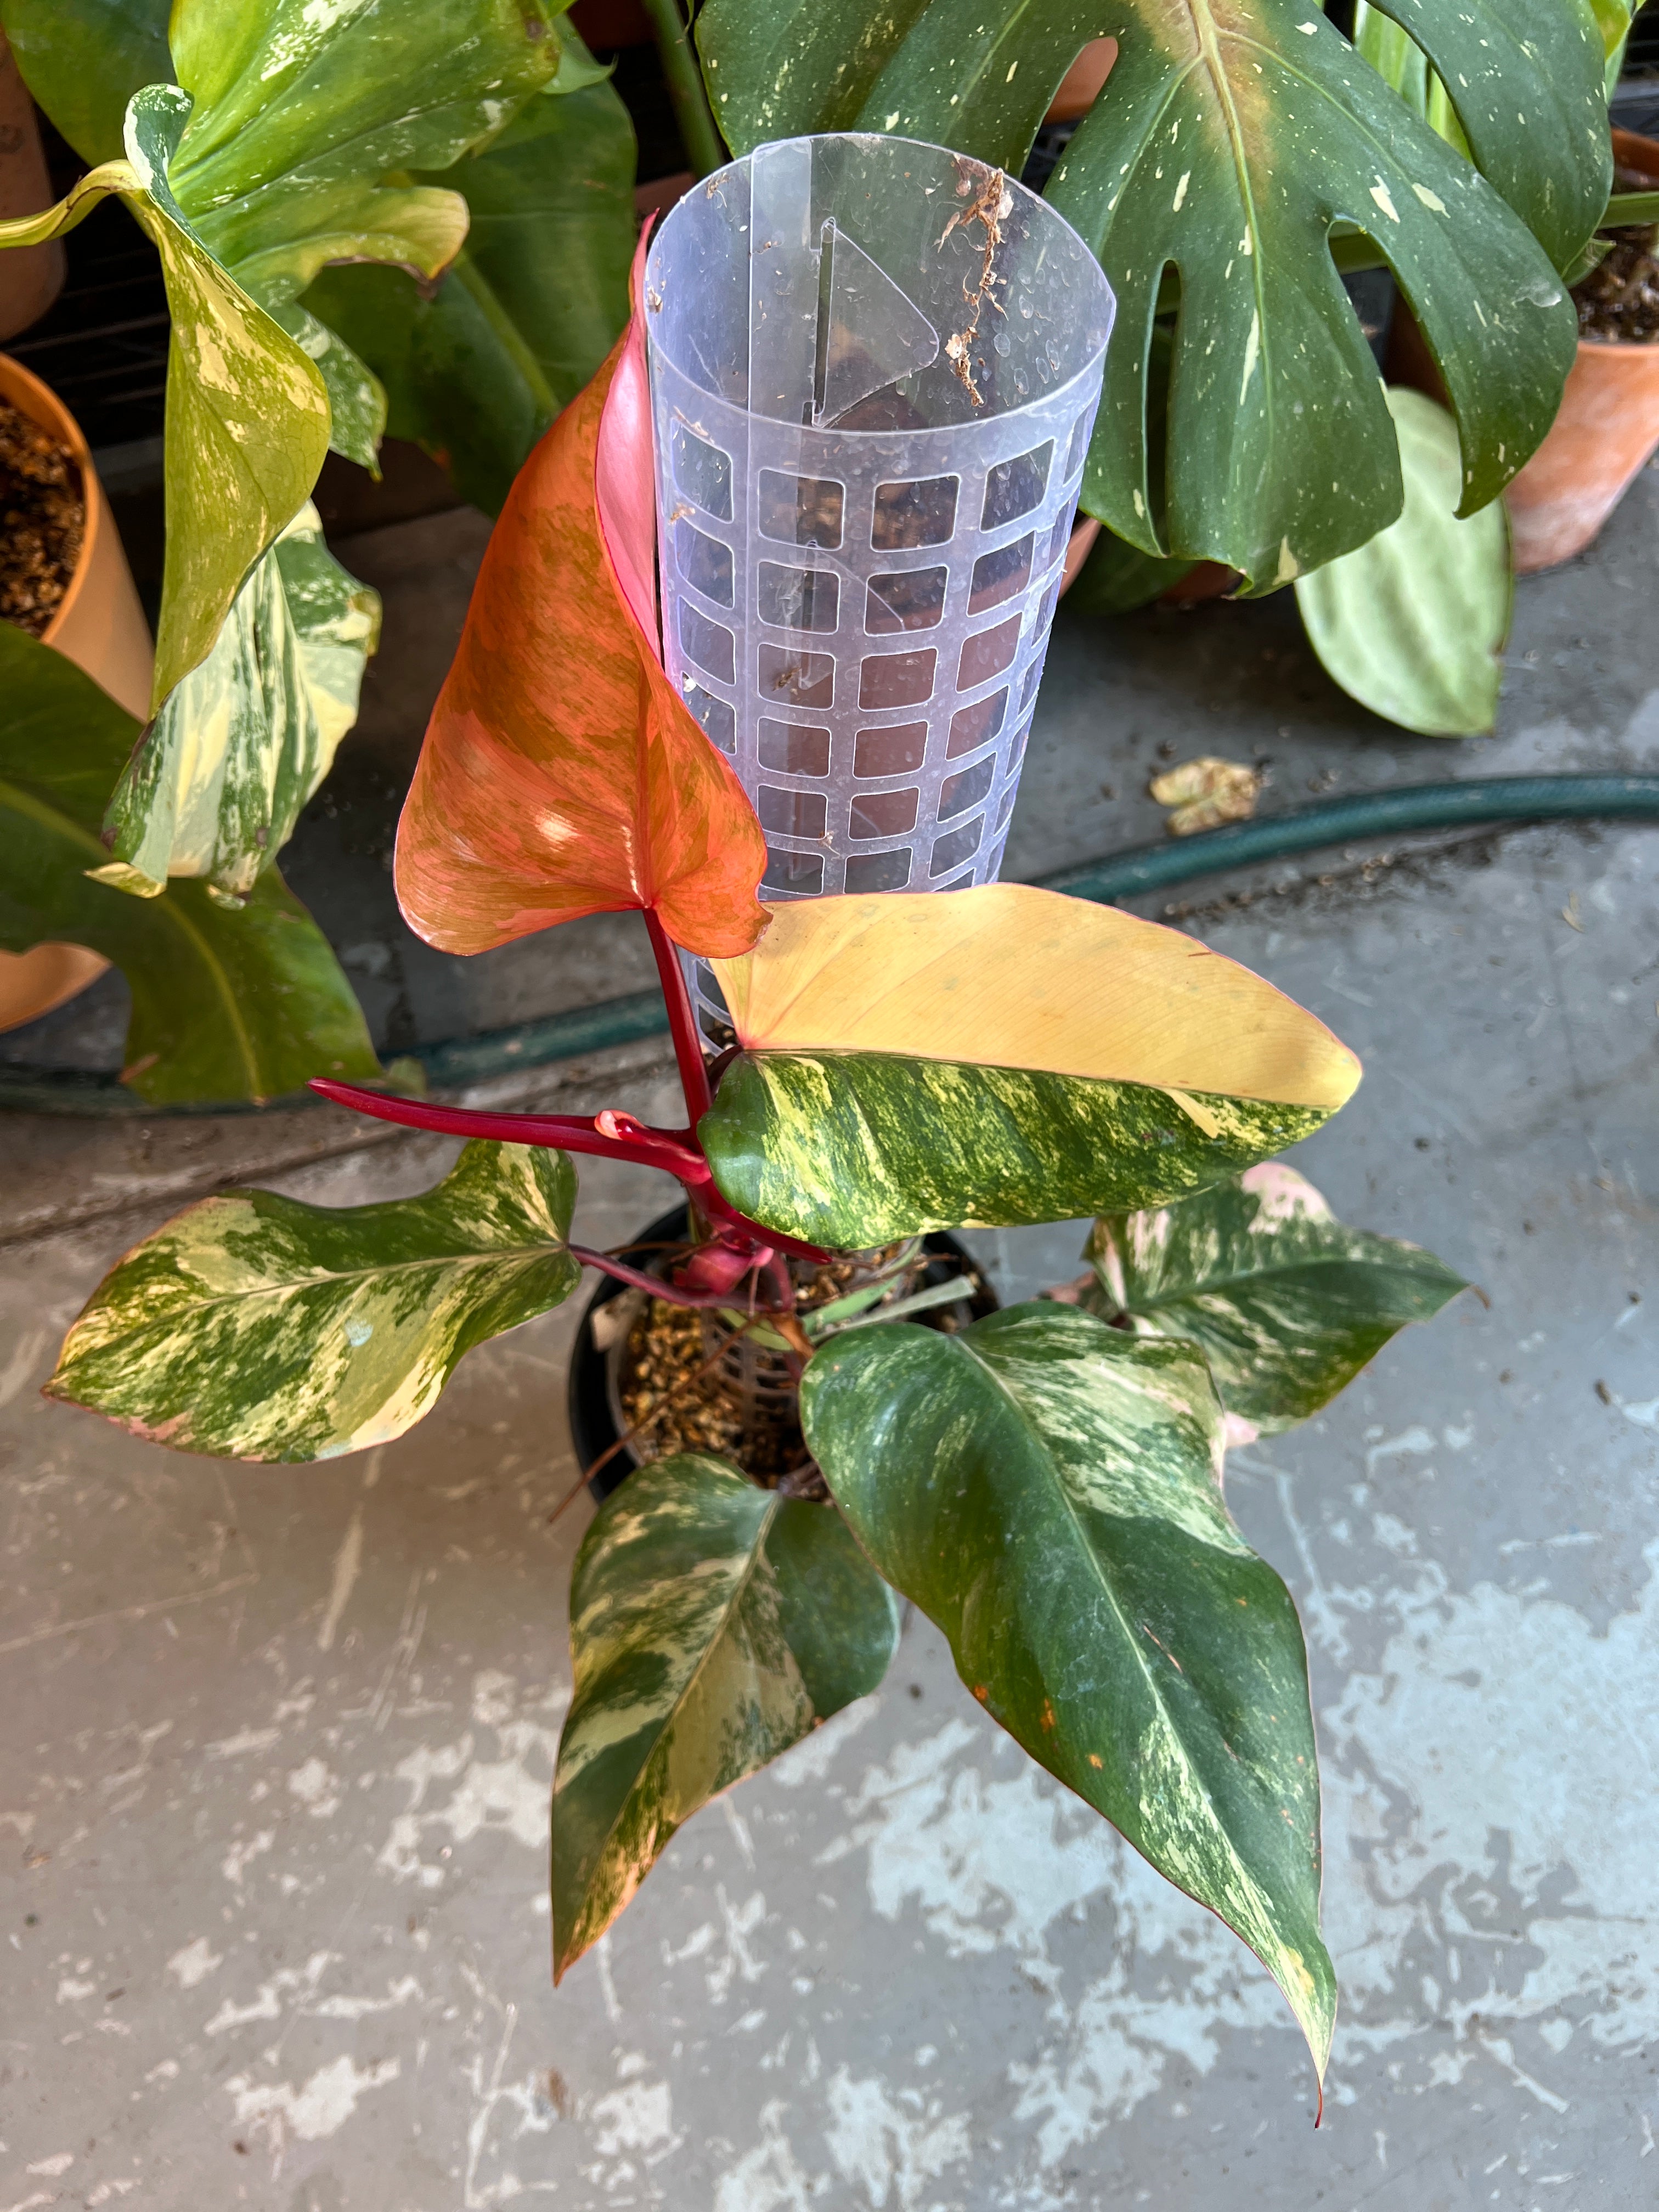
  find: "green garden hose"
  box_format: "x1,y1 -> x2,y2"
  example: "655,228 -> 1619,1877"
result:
8,774 -> 1658,1116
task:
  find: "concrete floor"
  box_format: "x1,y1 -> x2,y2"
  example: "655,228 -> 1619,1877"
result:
2,473 -> 1657,2209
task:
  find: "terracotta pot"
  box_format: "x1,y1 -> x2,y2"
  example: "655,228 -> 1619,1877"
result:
0,354 -> 154,1032
0,30 -> 64,341
1504,129 -> 1659,573
1044,38 -> 1118,124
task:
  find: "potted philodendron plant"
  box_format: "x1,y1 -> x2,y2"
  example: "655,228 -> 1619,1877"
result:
0,0 -> 637,1101
44,268 -> 1466,2098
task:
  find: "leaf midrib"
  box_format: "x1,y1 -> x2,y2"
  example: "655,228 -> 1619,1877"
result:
1118,1248 -> 1424,1312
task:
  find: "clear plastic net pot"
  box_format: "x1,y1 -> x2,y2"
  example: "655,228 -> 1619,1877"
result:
642,133 -> 1115,1046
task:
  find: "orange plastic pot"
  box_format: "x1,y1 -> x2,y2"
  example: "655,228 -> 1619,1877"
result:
0,354 -> 155,1032
1504,128 -> 1659,574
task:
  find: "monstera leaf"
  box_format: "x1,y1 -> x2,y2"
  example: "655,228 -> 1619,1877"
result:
0,623 -> 379,1105
1083,1161 -> 1469,1434
698,883 -> 1361,1248
553,1456 -> 899,1979
1295,388 -> 1512,737
48,1142 -> 579,1460
302,33 -> 636,515
396,296 -> 769,958
802,1305 -> 1335,2074
95,504 -> 381,902
697,0 -> 1605,591
0,85 -> 330,708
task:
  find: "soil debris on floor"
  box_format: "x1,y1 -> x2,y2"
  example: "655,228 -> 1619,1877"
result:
0,397 -> 83,636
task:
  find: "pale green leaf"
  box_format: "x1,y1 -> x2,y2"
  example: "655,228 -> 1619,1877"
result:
0,0 -> 171,165
802,1306 -> 1335,2073
1084,1161 -> 1468,1435
0,620 -> 379,1105
94,503 -> 381,901
1295,388 -> 1513,737
554,1454 -> 899,1979
47,1142 -> 580,1460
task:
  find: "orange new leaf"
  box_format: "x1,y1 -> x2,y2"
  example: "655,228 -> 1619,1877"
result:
395,315 -> 768,958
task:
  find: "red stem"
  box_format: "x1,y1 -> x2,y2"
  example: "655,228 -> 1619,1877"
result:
308,1078 -> 833,1263
644,907 -> 714,1127
569,1244 -> 780,1311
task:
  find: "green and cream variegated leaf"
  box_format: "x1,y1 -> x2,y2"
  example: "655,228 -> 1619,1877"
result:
1294,388 -> 1513,737
800,1306 -> 1334,2074
94,503 -> 381,902
162,0 -> 568,466
300,29 -> 636,514
0,84 -> 331,709
0,619 -> 379,1105
554,1456 -> 899,1979
701,1051 -> 1332,1249
47,1141 -> 579,1460
1084,1161 -> 1469,1436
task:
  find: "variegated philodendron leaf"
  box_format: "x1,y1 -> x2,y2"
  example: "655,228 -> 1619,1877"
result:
801,1306 -> 1335,2075
701,1052 -> 1331,1249
94,504 -> 381,903
553,1455 -> 899,1980
47,1142 -> 578,1460
1083,1161 -> 1468,1438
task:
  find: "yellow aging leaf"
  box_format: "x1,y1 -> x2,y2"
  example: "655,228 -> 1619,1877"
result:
712,883 -> 1359,1110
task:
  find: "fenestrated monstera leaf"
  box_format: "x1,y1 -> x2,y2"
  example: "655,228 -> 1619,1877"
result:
553,1455 -> 900,1980
801,1305 -> 1335,2076
1294,388 -> 1512,737
1082,1161 -> 1468,1435
0,622 -> 380,1106
94,504 -> 381,902
0,84 -> 330,708
698,0 -> 1604,592
301,31 -> 636,515
47,1142 -> 580,1460
699,883 -> 1361,1248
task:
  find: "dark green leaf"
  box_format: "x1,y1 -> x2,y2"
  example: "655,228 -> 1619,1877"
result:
699,0 -> 1593,590
97,503 -> 381,899
801,1305 -> 1334,2071
554,1455 -> 899,1978
700,1051 -> 1331,1249
1063,521 -> 1198,616
0,0 -> 171,164
47,1141 -> 580,1460
1084,1161 -> 1468,1435
696,0 -> 1113,176
1295,388 -> 1512,737
0,621 -> 379,1104
302,49 -> 636,514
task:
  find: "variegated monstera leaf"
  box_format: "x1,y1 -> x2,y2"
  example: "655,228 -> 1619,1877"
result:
47,1142 -> 580,1458
699,882 -> 1361,1247
0,9 -> 565,685
1083,1161 -> 1469,1435
696,0 -> 1609,590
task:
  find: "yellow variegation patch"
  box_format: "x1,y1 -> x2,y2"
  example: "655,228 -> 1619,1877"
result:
713,884 -> 1360,1110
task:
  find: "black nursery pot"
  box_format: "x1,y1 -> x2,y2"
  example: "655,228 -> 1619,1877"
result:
567,1204 -> 998,1504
